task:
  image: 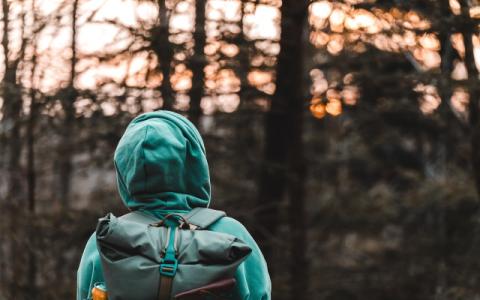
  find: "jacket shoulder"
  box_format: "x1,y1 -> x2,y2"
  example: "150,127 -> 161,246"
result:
208,216 -> 259,248
208,216 -> 250,234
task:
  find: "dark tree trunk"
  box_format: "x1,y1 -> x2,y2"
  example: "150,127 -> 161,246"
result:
432,5 -> 451,280
1,0 -> 22,202
154,0 -> 175,110
458,0 -> 480,196
255,5 -> 309,300
255,108 -> 288,263
189,0 -> 207,126
238,1 -> 251,107
437,0 -> 456,120
1,1 -> 27,297
26,90 -> 38,300
4,71 -> 22,201
57,0 -> 79,208
57,88 -> 75,208
26,15 -> 39,296
27,90 -> 36,213
279,2 -> 309,299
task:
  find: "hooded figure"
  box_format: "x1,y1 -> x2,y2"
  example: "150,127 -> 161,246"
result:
76,111 -> 271,300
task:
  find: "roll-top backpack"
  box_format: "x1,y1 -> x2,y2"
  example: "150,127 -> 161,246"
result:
95,208 -> 252,300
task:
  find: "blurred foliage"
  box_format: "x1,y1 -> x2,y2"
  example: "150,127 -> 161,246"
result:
2,0 -> 480,300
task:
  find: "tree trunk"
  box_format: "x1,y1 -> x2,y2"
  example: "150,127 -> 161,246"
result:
280,2 -> 309,299
57,88 -> 75,208
26,14 -> 39,295
1,1 -> 27,297
255,6 -> 309,299
437,0 -> 456,123
1,0 -> 22,202
238,1 -> 251,107
255,111 -> 288,264
458,0 -> 480,196
57,0 -> 79,208
26,88 -> 38,300
27,89 -> 36,213
189,0 -> 206,126
155,0 -> 175,110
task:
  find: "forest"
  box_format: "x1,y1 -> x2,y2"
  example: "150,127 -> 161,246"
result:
1,0 -> 480,299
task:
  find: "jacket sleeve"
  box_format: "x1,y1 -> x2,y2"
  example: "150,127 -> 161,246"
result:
76,233 -> 104,300
210,217 -> 272,300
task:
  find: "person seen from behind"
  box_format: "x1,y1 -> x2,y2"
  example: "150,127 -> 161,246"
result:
76,111 -> 271,300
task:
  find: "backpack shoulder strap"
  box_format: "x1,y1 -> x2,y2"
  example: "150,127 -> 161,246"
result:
183,208 -> 226,229
120,210 -> 159,225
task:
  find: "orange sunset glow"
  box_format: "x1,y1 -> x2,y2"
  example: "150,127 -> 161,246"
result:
1,0 -> 480,118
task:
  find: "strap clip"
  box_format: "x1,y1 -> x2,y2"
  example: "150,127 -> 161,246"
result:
159,259 -> 178,277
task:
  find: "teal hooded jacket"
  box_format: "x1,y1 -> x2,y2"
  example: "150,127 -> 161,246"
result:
76,111 -> 271,300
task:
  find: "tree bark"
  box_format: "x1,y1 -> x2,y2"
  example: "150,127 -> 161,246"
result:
26,82 -> 38,300
26,6 -> 39,294
189,0 -> 207,126
27,88 -> 36,213
57,0 -> 79,208
1,2 -> 27,297
238,1 -> 251,107
280,2 -> 309,299
154,0 -> 175,110
437,0 -> 456,120
458,0 -> 480,196
255,5 -> 309,300
1,0 -> 22,202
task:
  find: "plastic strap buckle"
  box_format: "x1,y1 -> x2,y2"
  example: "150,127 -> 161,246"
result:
159,259 -> 178,277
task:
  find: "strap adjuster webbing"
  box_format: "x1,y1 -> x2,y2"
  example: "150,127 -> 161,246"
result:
158,226 -> 178,300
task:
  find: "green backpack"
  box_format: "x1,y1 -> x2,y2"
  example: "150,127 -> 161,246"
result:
96,208 -> 252,300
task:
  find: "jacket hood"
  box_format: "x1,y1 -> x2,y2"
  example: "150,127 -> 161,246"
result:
114,111 -> 211,212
